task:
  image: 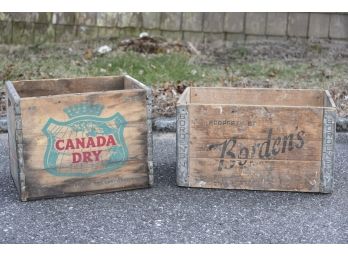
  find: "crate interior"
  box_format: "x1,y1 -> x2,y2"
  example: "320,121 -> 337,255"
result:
189,87 -> 332,107
12,76 -> 141,98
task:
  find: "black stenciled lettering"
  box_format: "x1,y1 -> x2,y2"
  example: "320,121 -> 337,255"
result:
259,128 -> 272,159
238,147 -> 249,166
282,134 -> 294,153
272,137 -> 281,155
211,127 -> 305,172
295,131 -> 305,149
214,138 -> 237,171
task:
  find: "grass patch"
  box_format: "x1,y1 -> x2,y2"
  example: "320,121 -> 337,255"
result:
0,48 -> 223,86
0,43 -> 347,90
89,52 -> 222,85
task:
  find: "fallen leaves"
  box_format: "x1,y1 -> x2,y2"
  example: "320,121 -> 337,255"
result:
330,86 -> 348,118
118,34 -> 192,54
152,81 -> 190,117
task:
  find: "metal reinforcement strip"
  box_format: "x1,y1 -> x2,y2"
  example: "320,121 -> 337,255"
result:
176,105 -> 189,187
320,109 -> 336,193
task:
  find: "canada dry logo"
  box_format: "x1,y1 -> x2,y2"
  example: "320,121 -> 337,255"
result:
42,103 -> 128,177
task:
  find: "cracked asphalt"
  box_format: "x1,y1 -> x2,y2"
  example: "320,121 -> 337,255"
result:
0,132 -> 347,243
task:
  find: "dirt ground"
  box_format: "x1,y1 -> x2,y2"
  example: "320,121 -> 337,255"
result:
0,36 -> 347,120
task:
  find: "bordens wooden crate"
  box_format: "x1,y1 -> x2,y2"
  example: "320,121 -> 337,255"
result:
6,75 -> 153,201
176,87 -> 336,193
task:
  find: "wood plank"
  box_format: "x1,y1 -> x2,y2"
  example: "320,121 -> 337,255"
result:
190,87 -> 324,107
13,76 -> 125,97
20,89 -> 147,133
324,90 -> 336,108
25,161 -> 149,199
189,158 -> 321,192
177,87 -> 190,105
5,82 -> 21,194
19,125 -> 148,145
190,138 -> 322,161
189,105 -> 323,140
21,142 -> 147,170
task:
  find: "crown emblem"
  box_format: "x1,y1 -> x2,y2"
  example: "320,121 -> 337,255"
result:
64,103 -> 104,118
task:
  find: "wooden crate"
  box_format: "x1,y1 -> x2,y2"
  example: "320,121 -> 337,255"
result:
176,87 -> 336,193
6,75 -> 153,201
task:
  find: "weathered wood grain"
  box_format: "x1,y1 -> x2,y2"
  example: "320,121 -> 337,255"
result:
177,87 -> 336,193
25,162 -> 149,199
13,76 -> 125,97
6,81 -> 26,200
189,105 -> 324,140
190,138 -> 322,161
20,90 -> 148,132
190,87 -> 324,107
189,158 -> 321,192
7,76 -> 153,201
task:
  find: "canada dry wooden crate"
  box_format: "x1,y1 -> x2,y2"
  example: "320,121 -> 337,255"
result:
6,75 -> 153,201
176,87 -> 336,193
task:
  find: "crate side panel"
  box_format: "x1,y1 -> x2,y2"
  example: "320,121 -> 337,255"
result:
188,104 -> 323,192
19,90 -> 149,199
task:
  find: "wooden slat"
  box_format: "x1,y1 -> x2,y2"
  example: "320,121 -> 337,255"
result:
189,105 -> 323,140
190,138 -> 322,161
25,161 -> 149,199
20,125 -> 148,145
13,76 -> 125,98
177,87 -> 190,105
5,81 -> 23,196
21,142 -> 147,170
20,90 -> 147,133
190,87 -> 324,107
189,158 -> 321,192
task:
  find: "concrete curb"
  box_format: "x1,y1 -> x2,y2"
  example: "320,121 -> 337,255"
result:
152,117 -> 177,132
0,117 -> 6,133
337,117 -> 348,132
1,116 -> 348,133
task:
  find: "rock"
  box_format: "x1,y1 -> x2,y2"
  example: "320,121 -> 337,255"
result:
139,32 -> 149,38
97,45 -> 112,55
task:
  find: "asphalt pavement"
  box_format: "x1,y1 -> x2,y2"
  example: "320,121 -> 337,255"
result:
0,132 -> 347,243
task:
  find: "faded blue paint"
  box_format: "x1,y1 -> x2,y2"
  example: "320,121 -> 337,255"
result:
42,103 -> 128,177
